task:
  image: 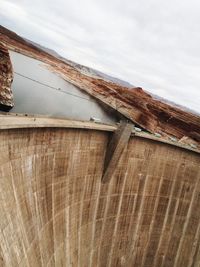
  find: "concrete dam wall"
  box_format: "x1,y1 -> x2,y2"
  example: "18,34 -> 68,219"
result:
0,119 -> 200,267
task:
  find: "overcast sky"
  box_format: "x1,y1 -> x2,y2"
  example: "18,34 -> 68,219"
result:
1,0 -> 200,113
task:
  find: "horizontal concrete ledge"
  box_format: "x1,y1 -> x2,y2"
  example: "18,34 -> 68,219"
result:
0,113 -> 116,132
0,113 -> 199,154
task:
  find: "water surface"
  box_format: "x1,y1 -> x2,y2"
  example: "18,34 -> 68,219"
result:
9,51 -> 117,124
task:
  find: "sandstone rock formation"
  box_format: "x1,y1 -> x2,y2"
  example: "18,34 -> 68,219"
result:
0,25 -> 199,147
0,41 -> 14,110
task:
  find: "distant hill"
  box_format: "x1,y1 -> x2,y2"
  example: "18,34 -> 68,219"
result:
1,24 -> 200,146
24,38 -> 199,115
25,38 -> 134,88
2,24 -> 198,116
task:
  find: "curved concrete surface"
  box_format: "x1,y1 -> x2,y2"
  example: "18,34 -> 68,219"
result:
0,125 -> 200,266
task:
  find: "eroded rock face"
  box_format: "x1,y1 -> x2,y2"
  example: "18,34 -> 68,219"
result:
0,25 -> 199,146
0,42 -> 14,111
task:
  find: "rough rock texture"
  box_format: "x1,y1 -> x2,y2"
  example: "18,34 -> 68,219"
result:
0,25 -> 199,145
0,41 -> 14,110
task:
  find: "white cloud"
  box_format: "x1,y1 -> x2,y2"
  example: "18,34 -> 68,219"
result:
0,1 -> 27,19
0,0 -> 200,112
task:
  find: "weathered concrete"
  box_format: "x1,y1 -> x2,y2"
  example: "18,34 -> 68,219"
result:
0,118 -> 199,266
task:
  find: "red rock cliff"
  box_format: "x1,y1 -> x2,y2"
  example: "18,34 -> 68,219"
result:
0,25 -> 199,146
0,41 -> 14,110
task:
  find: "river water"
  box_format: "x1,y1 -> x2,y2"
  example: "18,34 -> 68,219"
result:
9,51 -> 117,124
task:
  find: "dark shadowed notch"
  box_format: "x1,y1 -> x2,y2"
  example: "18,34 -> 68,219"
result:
0,42 -> 14,111
102,120 -> 133,183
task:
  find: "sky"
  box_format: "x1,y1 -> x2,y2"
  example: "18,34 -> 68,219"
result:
0,0 -> 200,113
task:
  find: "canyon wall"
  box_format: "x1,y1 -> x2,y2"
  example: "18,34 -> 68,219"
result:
0,42 -> 14,110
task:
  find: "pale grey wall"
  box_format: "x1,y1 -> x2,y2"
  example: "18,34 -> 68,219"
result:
9,51 -> 117,124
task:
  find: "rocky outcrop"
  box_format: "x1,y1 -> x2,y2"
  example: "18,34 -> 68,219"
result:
0,25 -> 199,146
0,41 -> 14,111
